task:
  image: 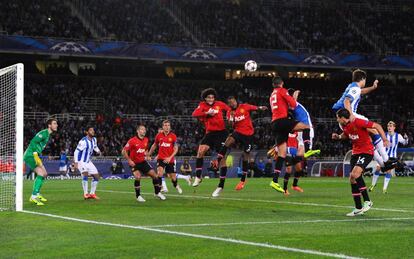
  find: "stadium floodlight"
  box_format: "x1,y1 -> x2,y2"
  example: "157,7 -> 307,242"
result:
0,64 -> 24,211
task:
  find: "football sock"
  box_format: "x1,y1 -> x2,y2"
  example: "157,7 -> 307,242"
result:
351,182 -> 362,209
32,175 -> 45,196
372,170 -> 380,186
273,157 -> 285,183
356,176 -> 369,202
82,176 -> 88,194
134,180 -> 141,198
384,173 -> 392,190
283,173 -> 290,191
90,178 -> 98,194
195,158 -> 203,178
218,166 -> 228,188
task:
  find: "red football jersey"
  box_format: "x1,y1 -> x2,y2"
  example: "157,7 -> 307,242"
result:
227,103 -> 257,136
269,87 -> 297,121
155,132 -> 177,162
123,136 -> 149,163
343,118 -> 375,155
192,101 -> 230,133
287,132 -> 298,148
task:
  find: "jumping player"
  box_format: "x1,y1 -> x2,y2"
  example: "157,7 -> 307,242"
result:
122,125 -> 166,202
148,120 -> 182,194
332,109 -> 388,216
211,96 -> 267,197
269,77 -> 310,193
283,132 -> 305,196
332,69 -> 393,170
191,88 -> 230,187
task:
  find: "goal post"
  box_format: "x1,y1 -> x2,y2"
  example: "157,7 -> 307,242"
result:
0,63 -> 24,211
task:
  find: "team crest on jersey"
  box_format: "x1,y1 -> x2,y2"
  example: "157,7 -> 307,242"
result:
215,106 -> 220,110
168,138 -> 172,142
239,108 -> 245,113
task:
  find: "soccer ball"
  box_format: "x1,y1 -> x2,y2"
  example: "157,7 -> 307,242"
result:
244,60 -> 257,72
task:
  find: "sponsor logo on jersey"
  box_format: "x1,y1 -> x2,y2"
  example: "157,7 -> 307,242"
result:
137,148 -> 146,153
288,133 -> 297,138
234,115 -> 246,122
160,142 -> 171,147
349,134 -> 359,140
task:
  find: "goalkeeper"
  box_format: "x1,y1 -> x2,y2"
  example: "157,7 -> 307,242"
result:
23,118 -> 58,206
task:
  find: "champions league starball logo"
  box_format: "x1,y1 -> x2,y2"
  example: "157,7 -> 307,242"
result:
50,42 -> 91,53
302,55 -> 335,65
182,49 -> 218,59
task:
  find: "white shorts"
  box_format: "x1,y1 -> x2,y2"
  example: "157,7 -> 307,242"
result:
78,161 -> 98,175
297,127 -> 314,149
59,166 -> 67,172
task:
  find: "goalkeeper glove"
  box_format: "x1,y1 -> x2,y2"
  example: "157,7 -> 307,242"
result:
33,152 -> 43,167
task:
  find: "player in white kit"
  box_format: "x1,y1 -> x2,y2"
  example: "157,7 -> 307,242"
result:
74,126 -> 102,200
332,69 -> 391,169
369,121 -> 409,193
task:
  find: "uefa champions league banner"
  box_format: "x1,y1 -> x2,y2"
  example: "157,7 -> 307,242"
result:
1,35 -> 414,69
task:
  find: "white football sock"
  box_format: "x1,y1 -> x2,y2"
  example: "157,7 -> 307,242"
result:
90,180 -> 98,194
82,180 -> 88,194
383,173 -> 391,190
372,171 -> 380,186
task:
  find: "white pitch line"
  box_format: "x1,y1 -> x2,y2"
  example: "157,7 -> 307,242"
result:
100,189 -> 414,213
22,210 -> 364,259
144,217 -> 414,228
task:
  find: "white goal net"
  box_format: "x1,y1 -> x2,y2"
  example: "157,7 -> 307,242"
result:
0,64 -> 24,211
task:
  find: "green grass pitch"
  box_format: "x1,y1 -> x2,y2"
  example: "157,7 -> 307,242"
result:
1,177 -> 414,258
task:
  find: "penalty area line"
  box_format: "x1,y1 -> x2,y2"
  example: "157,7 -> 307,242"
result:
100,189 -> 414,213
143,217 -> 414,228
22,210 -> 363,259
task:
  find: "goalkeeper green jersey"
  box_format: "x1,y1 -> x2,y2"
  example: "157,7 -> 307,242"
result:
24,129 -> 50,157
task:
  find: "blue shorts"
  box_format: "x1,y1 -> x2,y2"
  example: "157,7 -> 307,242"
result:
293,106 -> 312,126
287,147 -> 298,157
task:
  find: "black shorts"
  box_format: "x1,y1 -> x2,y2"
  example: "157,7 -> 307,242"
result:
231,131 -> 253,153
157,159 -> 176,174
131,161 -> 153,175
271,118 -> 298,145
200,130 -> 228,152
350,154 -> 373,171
285,155 -> 295,167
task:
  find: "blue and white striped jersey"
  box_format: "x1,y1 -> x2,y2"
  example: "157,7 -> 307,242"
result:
74,137 -> 101,163
332,82 -> 361,113
385,132 -> 408,158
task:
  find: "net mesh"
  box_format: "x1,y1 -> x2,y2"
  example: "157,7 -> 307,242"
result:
0,65 -> 18,211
